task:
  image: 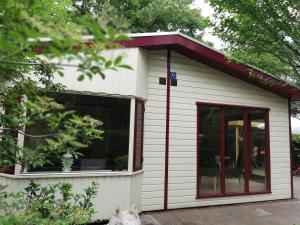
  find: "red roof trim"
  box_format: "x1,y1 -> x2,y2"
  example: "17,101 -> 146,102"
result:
121,34 -> 300,100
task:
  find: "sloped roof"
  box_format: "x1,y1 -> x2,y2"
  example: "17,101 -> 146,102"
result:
121,32 -> 300,100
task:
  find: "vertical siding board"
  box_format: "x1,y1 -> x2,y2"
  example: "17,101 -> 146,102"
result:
141,51 -> 167,210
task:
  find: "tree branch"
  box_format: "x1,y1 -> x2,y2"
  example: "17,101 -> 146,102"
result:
0,60 -> 80,68
0,128 -> 60,138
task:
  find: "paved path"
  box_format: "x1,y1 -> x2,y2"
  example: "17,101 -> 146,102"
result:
141,176 -> 300,225
294,176 -> 300,199
142,200 -> 300,225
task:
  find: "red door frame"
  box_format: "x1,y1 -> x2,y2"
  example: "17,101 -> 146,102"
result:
196,102 -> 271,199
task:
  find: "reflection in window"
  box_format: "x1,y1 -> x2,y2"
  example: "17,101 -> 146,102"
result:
133,100 -> 144,171
225,108 -> 245,193
197,103 -> 269,197
24,93 -> 130,172
249,110 -> 267,192
198,106 -> 221,195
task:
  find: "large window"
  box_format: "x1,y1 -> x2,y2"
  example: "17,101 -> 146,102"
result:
197,102 -> 270,198
24,93 -> 131,172
133,100 -> 144,171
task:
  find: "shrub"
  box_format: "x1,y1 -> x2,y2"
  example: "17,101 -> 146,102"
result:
292,134 -> 300,149
0,180 -> 98,225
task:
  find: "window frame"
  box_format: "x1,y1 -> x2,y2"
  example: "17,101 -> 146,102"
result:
133,99 -> 145,172
196,102 -> 271,199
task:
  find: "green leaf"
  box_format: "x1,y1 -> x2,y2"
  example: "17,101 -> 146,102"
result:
118,64 -> 133,70
86,72 -> 93,80
57,71 -> 64,77
114,56 -> 123,65
114,35 -> 130,41
105,60 -> 112,69
77,75 -> 85,81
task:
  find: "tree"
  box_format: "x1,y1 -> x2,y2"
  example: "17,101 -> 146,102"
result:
206,0 -> 300,84
0,0 -> 131,223
0,0 -> 130,171
73,0 -> 209,40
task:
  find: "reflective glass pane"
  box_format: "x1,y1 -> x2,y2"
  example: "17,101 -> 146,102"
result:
198,106 -> 221,195
249,110 -> 268,192
25,93 -> 130,172
224,108 -> 245,193
134,101 -> 144,170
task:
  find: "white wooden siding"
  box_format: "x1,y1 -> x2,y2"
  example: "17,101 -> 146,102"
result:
141,51 -> 167,211
50,48 -> 147,99
0,171 -> 143,220
141,50 -> 290,211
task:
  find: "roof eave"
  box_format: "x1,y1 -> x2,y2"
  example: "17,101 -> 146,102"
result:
120,33 -> 299,100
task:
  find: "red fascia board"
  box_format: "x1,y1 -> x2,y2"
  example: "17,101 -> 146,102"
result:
291,91 -> 300,100
121,35 -> 298,100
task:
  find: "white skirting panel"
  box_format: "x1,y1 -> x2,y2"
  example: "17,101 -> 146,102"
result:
0,171 -> 143,220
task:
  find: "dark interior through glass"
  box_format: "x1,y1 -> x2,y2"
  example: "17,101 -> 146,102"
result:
249,110 -> 267,192
24,93 -> 130,172
198,106 -> 221,194
197,104 -> 268,196
224,108 -> 245,193
134,101 -> 144,171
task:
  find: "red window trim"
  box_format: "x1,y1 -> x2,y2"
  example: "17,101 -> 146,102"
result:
196,102 -> 270,111
196,101 -> 271,199
133,99 -> 145,172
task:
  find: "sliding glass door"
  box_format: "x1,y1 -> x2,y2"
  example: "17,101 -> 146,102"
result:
224,108 -> 245,193
198,106 -> 222,195
197,103 -> 270,198
248,109 -> 269,193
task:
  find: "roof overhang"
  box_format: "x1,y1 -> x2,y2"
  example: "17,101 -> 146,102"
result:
120,32 -> 300,101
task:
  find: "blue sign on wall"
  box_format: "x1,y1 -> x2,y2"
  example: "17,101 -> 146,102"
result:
170,72 -> 177,80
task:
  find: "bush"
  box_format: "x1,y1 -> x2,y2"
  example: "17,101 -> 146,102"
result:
0,180 -> 98,225
292,134 -> 300,149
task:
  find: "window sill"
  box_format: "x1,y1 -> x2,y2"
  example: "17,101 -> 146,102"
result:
0,170 -> 144,179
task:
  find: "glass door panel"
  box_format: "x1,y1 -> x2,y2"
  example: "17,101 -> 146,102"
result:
224,108 -> 245,193
248,110 -> 268,192
198,106 -> 221,195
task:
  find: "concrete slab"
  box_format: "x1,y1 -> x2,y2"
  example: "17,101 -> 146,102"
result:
294,176 -> 300,199
254,208 -> 272,217
140,215 -> 161,225
145,200 -> 300,225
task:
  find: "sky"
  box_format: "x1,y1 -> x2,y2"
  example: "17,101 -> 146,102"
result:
192,0 -> 224,49
192,0 -> 300,134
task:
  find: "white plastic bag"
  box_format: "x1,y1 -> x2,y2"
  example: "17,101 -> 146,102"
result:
107,206 -> 141,225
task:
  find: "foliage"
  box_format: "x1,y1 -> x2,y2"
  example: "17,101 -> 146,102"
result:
206,0 -> 300,84
0,0 -> 131,170
0,180 -> 98,225
0,0 -> 130,83
291,101 -> 300,119
292,134 -> 300,149
0,1 -> 132,223
0,75 -> 104,170
114,154 -> 128,171
73,0 -> 209,41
